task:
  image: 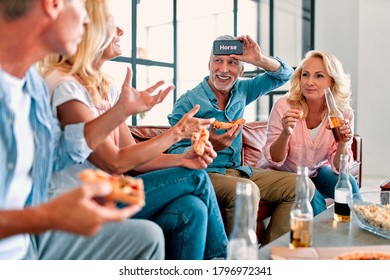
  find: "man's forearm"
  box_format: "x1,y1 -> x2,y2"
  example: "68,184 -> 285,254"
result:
255,56 -> 281,72
0,207 -> 51,239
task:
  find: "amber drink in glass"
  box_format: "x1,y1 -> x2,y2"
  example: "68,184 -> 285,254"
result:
289,166 -> 313,248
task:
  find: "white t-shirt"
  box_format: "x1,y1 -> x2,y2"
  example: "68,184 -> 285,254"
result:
0,71 -> 34,260
308,119 -> 324,141
45,70 -> 119,198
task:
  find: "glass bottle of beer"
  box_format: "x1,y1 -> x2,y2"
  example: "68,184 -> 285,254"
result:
227,182 -> 258,260
334,154 -> 352,222
290,166 -> 313,249
324,87 -> 348,142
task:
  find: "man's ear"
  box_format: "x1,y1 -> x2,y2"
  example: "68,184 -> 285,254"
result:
239,64 -> 245,76
41,0 -> 64,19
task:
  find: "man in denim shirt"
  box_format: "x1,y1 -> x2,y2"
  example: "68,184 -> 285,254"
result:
0,0 -> 167,260
169,35 -> 314,245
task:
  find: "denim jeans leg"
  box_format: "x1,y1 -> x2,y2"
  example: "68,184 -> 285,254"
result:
310,165 -> 360,215
132,167 -> 227,260
153,195 -> 207,260
201,173 -> 228,259
310,189 -> 327,216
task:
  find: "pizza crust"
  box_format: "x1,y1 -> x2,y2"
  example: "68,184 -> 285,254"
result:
335,251 -> 390,260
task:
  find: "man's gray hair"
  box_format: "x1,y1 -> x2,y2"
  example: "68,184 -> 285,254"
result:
210,35 -> 237,57
210,34 -> 243,67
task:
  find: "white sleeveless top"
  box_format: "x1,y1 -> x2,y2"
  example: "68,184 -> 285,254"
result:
45,70 -> 119,198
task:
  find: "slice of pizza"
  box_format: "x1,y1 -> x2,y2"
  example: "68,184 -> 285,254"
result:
192,128 -> 209,156
212,118 -> 246,130
79,169 -> 145,206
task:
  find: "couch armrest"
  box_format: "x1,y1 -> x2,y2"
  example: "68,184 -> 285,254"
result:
380,179 -> 390,191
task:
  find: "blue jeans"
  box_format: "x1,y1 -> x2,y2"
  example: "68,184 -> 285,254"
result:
310,165 -> 360,216
132,167 -> 227,260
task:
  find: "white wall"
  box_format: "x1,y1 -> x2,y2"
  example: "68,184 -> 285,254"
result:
316,0 -> 390,183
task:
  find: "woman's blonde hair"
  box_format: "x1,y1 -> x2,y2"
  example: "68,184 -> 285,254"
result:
287,50 -> 352,119
39,0 -> 115,105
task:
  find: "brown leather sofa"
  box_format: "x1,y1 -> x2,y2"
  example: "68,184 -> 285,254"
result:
128,121 -> 362,242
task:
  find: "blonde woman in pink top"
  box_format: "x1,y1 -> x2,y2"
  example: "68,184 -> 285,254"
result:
260,50 -> 360,215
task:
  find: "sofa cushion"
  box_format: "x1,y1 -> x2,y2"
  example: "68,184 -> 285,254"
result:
129,125 -> 171,153
128,122 -> 268,166
242,121 -> 267,168
129,125 -> 170,142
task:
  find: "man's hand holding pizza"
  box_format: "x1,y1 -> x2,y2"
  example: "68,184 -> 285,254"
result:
209,122 -> 244,152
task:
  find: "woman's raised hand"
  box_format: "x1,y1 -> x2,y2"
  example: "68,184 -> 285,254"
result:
281,109 -> 302,136
173,104 -> 215,139
118,67 -> 174,116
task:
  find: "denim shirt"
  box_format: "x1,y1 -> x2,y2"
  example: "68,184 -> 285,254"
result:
168,57 -> 293,177
0,67 -> 92,207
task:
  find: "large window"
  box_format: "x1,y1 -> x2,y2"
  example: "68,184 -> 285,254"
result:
104,0 -> 315,125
